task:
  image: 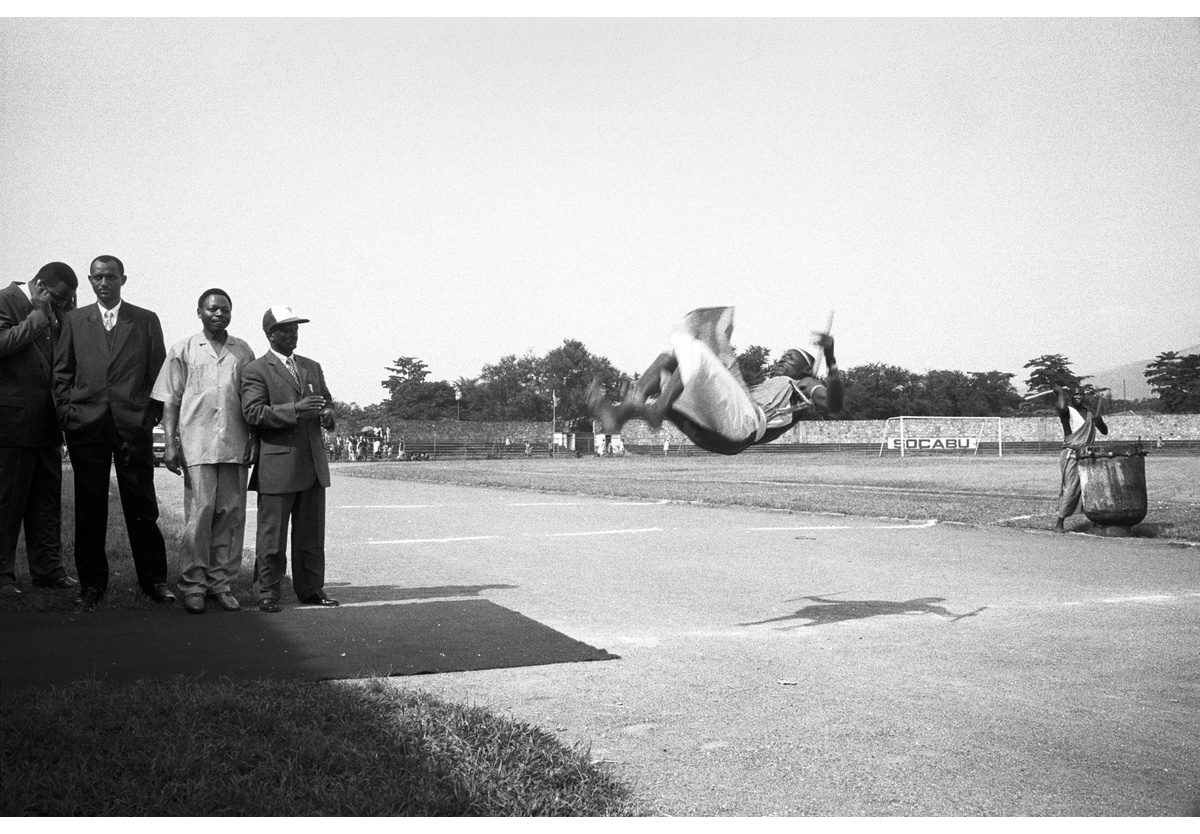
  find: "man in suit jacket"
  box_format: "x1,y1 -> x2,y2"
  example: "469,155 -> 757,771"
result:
0,262 -> 80,596
241,306 -> 338,613
53,256 -> 173,609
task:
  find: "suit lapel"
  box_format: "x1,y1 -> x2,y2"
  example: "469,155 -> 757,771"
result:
269,352 -> 302,394
108,305 -> 132,359
85,304 -> 111,366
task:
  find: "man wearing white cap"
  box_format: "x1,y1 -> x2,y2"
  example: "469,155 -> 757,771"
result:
241,306 -> 337,612
588,306 -> 843,455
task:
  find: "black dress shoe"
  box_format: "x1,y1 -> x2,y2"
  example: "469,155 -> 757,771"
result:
75,586 -> 104,609
299,593 -> 339,607
35,576 -> 79,590
144,583 -> 177,604
257,599 -> 282,613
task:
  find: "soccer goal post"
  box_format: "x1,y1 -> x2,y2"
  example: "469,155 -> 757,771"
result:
878,416 -> 1003,458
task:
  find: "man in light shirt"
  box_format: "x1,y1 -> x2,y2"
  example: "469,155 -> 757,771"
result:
152,289 -> 256,614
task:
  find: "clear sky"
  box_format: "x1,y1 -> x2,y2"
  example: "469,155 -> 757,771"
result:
3,14 -> 1197,405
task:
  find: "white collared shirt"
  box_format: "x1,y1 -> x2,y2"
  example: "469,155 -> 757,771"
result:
100,300 -> 122,328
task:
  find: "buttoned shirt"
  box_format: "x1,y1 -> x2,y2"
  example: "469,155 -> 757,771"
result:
100,300 -> 122,330
151,332 -> 256,465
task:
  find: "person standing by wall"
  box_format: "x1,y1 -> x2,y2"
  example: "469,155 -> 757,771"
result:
0,262 -> 80,596
54,256 -> 173,610
152,289 -> 256,614
241,306 -> 338,613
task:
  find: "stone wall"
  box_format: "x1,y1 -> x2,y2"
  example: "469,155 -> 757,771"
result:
607,412 -> 1200,446
360,413 -> 1200,449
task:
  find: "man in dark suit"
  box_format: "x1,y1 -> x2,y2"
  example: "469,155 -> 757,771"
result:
0,262 -> 80,596
241,306 -> 338,613
53,256 -> 174,609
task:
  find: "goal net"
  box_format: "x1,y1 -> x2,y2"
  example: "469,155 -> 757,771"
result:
878,416 -> 1003,457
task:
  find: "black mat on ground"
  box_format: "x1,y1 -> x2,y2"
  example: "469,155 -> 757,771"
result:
0,598 -> 617,691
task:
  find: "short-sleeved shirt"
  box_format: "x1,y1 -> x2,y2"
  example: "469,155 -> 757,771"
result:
752,375 -> 826,430
151,332 -> 256,466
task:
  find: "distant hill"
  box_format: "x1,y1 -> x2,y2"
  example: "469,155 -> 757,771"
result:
1084,343 -> 1200,401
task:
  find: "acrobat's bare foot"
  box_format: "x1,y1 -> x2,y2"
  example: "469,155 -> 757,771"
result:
1053,518 -> 1065,533
587,380 -> 624,434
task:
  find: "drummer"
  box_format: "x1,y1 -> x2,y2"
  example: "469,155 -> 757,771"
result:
1053,385 -> 1109,533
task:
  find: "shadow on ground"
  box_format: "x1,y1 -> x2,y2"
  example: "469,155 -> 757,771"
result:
740,593 -> 988,629
0,583 -> 617,691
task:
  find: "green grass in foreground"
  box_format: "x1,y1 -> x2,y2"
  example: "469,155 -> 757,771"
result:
0,676 -> 640,816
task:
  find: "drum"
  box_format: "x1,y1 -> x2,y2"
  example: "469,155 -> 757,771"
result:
1077,445 -> 1148,537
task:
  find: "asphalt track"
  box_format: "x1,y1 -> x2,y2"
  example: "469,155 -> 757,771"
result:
316,471 -> 1199,816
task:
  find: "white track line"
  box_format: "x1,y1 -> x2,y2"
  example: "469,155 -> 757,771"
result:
340,504 -> 441,509
368,535 -> 500,545
531,527 -> 662,538
747,519 -> 938,532
507,502 -> 581,506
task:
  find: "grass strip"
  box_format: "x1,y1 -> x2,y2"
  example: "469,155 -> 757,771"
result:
0,676 -> 641,816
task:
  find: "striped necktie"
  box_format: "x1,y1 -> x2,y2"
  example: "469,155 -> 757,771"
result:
285,355 -> 300,386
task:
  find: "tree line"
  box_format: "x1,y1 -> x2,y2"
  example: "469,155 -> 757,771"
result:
335,343 -> 1200,430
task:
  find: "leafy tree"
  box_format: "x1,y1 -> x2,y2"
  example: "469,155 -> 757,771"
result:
475,352 -> 545,420
1023,354 -> 1087,395
967,371 -> 1023,416
381,356 -> 456,419
543,339 -> 626,428
735,345 -> 772,387
839,363 -> 923,420
1145,352 -> 1200,413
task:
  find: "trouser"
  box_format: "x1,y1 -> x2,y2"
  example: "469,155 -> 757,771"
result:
178,462 -> 249,596
0,445 -> 68,586
66,417 -> 167,593
252,482 -> 326,602
1057,447 -> 1082,519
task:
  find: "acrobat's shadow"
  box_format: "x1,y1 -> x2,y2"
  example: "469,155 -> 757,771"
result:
740,593 -> 987,630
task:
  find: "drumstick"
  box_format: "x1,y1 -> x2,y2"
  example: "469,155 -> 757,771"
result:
812,310 -> 834,377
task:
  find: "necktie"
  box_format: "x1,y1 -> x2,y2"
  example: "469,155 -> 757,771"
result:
285,355 -> 300,386
103,310 -> 115,331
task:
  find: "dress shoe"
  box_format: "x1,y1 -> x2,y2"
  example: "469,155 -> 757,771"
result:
0,583 -> 21,597
144,583 -> 177,604
298,592 -> 340,607
75,586 -> 104,610
257,599 -> 282,614
183,593 -> 207,614
35,576 -> 79,590
299,593 -> 339,607
210,591 -> 241,612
